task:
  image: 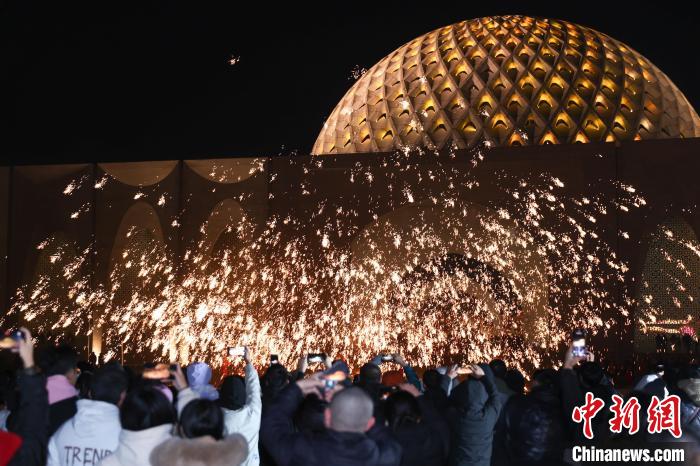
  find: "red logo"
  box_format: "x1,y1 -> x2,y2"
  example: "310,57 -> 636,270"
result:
609,394 -> 640,435
647,395 -> 681,438
572,392 -> 605,439
572,392 -> 682,439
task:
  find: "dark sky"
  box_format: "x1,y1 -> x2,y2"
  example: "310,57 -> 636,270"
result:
1,1 -> 697,165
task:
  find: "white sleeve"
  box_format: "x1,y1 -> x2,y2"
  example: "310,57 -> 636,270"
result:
47,433 -> 61,466
244,363 -> 262,418
176,387 -> 199,417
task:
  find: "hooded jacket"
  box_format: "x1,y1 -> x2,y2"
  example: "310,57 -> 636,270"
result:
47,399 -> 120,466
187,362 -> 219,401
220,363 -> 262,466
150,434 -> 248,466
448,365 -> 503,466
261,383 -> 401,466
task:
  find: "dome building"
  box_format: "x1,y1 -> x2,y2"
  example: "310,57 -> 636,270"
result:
313,16 -> 700,154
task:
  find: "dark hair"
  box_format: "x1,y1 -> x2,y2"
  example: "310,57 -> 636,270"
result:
261,364 -> 289,403
75,372 -> 92,399
489,359 -> 507,379
385,391 -> 421,430
532,368 -> 558,389
91,366 -> 128,405
40,345 -> 78,376
359,363 -> 382,385
422,369 -> 442,390
121,387 -> 175,431
218,375 -> 246,411
179,399 -> 224,440
579,362 -> 604,388
505,369 -> 525,395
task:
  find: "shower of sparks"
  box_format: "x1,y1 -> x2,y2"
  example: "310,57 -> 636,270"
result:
3,144 -> 655,374
349,65 -> 368,80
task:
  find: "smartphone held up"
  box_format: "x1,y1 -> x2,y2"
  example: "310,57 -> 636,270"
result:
571,328 -> 587,357
0,330 -> 25,352
307,353 -> 325,364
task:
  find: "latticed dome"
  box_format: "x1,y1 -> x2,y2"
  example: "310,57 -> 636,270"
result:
312,16 -> 700,155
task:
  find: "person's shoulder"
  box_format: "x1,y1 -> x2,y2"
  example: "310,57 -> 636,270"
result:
151,435 -> 249,466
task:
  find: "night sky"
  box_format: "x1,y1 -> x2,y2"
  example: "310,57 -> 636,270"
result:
1,1 -> 697,165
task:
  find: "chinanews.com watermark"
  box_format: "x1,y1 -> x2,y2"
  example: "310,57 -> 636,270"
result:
572,445 -> 685,463
570,392 -> 691,464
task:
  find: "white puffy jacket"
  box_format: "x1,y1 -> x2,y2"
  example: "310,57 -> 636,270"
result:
47,399 -> 121,466
221,363 -> 262,466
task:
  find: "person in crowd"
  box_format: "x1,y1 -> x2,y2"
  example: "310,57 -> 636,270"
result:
634,361 -> 668,399
448,364 -> 503,466
186,361 -> 219,401
421,369 -> 449,417
219,346 -> 262,466
1,328 -> 49,466
151,398 -> 248,466
385,384 -> 449,466
98,364 -> 196,466
0,373 -> 10,431
488,360 -> 514,399
260,363 -> 289,410
258,361 -> 291,466
74,372 -> 92,401
39,345 -> 80,436
504,369 -> 525,396
261,374 -> 401,466
47,365 -> 128,466
678,365 -> 700,441
494,368 -> 565,466
295,360 -> 352,435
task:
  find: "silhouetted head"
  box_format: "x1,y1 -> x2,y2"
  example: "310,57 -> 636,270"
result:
579,362 -> 604,388
505,369 -> 525,395
489,359 -> 507,380
324,387 -> 375,433
385,391 -> 421,431
359,363 -> 381,385
121,387 -> 175,431
422,369 -> 442,391
179,399 -> 224,440
40,345 -> 79,385
219,375 -> 246,411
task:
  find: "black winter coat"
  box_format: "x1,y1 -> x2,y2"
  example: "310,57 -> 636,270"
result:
261,383 -> 402,466
390,397 -> 449,466
8,370 -> 49,466
448,365 -> 504,466
499,386 -> 566,465
48,396 -> 77,436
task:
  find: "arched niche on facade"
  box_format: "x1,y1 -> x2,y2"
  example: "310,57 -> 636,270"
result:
635,217 -> 700,353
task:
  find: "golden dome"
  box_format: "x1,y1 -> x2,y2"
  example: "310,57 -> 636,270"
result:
312,16 -> 700,155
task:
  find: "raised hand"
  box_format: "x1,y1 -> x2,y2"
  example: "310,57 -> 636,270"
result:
17,327 -> 34,369
170,363 -> 188,391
